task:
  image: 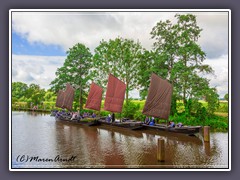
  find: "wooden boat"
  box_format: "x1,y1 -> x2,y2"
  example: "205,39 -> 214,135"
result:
141,73 -> 201,135
52,73 -> 201,136
52,75 -> 142,130
97,119 -> 143,130
141,128 -> 203,145
55,115 -> 101,126
141,124 -> 201,135
53,83 -> 101,126
53,80 -> 129,127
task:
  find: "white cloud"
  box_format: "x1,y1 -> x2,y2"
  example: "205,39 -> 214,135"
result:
204,54 -> 229,97
12,12 -> 176,52
196,12 -> 229,58
129,89 -> 140,99
12,11 -> 228,57
12,54 -> 66,89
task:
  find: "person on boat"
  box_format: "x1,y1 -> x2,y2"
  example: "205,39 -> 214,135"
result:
76,112 -> 82,121
111,113 -> 115,123
83,112 -> 87,118
152,117 -> 155,123
56,111 -> 63,118
149,117 -> 155,126
77,113 -> 83,120
106,114 -> 111,122
92,113 -> 96,118
177,122 -> 183,127
51,110 -> 57,116
145,117 -> 151,125
71,112 -> 78,120
169,121 -> 175,127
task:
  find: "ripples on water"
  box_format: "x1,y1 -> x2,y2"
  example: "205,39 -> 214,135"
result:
11,111 -> 229,169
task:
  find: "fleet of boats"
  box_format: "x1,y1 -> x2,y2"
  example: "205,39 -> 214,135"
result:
51,73 -> 202,136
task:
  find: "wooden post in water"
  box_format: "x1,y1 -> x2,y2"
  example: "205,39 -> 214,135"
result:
157,138 -> 165,162
203,126 -> 210,142
204,142 -> 211,156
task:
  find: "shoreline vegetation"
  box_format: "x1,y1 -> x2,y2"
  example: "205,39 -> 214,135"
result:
12,99 -> 228,132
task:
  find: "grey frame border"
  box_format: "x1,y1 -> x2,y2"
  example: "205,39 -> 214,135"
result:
9,9 -> 230,172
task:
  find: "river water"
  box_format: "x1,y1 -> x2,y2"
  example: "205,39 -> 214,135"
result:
11,111 -> 229,169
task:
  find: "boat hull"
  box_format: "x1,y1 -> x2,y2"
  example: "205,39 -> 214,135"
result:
55,116 -> 100,126
142,124 -> 201,135
54,116 -> 201,135
97,119 -> 143,130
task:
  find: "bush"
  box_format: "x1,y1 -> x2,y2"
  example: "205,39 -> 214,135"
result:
196,106 -> 208,122
171,112 -> 203,126
43,101 -> 56,110
203,115 -> 228,131
170,111 -> 228,131
134,111 -> 146,121
122,100 -> 140,119
100,111 -> 109,117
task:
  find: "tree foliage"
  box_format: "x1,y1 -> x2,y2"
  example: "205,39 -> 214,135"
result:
224,93 -> 228,101
205,87 -> 220,114
44,90 -> 56,102
93,37 -> 143,102
12,82 -> 46,106
12,82 -> 28,99
26,84 -> 45,106
50,43 -> 93,111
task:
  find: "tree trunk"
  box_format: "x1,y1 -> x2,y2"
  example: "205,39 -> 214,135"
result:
79,87 -> 83,112
125,82 -> 129,104
183,54 -> 187,108
183,89 -> 186,107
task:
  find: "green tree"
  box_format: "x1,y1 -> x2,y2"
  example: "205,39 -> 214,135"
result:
224,93 -> 228,101
150,19 -> 179,83
93,37 -> 143,102
50,43 -> 93,111
205,87 -> 220,115
12,82 -> 28,100
150,14 -> 214,113
44,90 -> 56,102
26,84 -> 45,106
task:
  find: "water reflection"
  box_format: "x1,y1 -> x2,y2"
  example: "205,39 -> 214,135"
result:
12,111 -> 228,169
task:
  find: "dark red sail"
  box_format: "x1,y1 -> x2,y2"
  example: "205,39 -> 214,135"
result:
62,83 -> 75,111
104,74 -> 126,113
56,90 -> 65,108
85,82 -> 103,111
142,73 -> 173,120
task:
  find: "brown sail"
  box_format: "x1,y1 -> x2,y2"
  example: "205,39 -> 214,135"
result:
104,74 -> 126,113
62,83 -> 75,111
142,73 -> 173,120
85,82 -> 103,111
56,90 -> 65,108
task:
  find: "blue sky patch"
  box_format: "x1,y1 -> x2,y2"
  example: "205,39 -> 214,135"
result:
12,32 -> 66,56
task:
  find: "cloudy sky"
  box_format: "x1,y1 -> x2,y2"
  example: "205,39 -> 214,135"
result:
11,10 -> 229,98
